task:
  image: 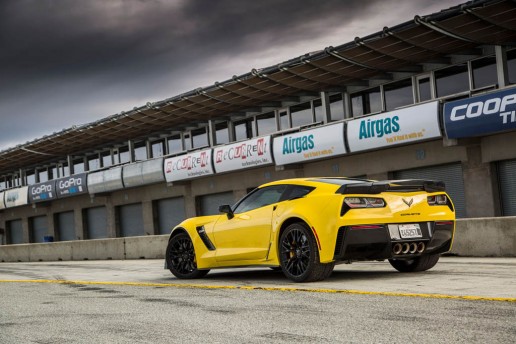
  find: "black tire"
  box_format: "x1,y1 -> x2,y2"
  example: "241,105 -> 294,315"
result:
279,223 -> 335,282
388,254 -> 440,273
166,233 -> 209,279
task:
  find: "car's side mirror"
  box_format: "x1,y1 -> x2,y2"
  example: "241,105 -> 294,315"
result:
218,204 -> 234,219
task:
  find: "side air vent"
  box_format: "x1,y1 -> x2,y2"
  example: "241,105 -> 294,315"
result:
196,226 -> 216,251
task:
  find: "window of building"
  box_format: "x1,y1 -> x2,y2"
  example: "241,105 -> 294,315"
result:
330,94 -> 345,121
471,56 -> 497,90
291,102 -> 313,128
50,166 -> 58,179
0,180 -> 6,190
118,147 -> 130,164
183,133 -> 192,151
384,79 -> 413,111
256,112 -> 276,136
101,152 -> 112,167
134,143 -> 147,161
279,110 -> 290,130
192,128 -> 208,148
26,171 -> 36,185
313,99 -> 325,123
168,135 -> 182,154
417,76 -> 432,102
506,49 -> 516,85
38,169 -> 49,182
234,118 -> 255,141
88,155 -> 100,171
215,122 -> 229,145
351,87 -> 381,117
73,159 -> 85,173
151,140 -> 165,158
435,64 -> 469,98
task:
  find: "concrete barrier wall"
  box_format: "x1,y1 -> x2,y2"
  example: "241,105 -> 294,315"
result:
1,218 -> 515,263
450,217 -> 516,257
0,235 -> 169,263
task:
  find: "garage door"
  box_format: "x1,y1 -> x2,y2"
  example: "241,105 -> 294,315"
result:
394,163 -> 466,218
56,211 -> 75,241
31,216 -> 47,243
119,203 -> 144,237
198,192 -> 235,216
7,219 -> 23,244
156,197 -> 186,235
498,159 -> 516,216
85,206 -> 108,239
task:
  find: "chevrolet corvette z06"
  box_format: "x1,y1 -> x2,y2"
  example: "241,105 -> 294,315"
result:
165,178 -> 455,282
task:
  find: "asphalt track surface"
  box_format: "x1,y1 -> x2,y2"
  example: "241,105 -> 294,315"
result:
0,257 -> 515,343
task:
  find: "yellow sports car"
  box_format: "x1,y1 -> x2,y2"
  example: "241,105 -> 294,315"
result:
165,178 -> 455,282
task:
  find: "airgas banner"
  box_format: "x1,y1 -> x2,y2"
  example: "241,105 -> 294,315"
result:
272,122 -> 346,165
347,101 -> 441,153
444,88 -> 516,139
28,180 -> 57,203
214,136 -> 273,173
4,187 -> 28,208
56,173 -> 88,198
164,149 -> 214,182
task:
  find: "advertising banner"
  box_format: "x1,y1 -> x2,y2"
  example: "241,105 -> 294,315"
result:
347,101 -> 441,153
213,136 -> 273,173
272,122 -> 346,166
28,180 -> 57,203
164,149 -> 214,182
4,186 -> 28,208
56,173 -> 88,198
123,158 -> 165,188
0,192 -> 5,209
444,88 -> 516,139
87,167 -> 124,194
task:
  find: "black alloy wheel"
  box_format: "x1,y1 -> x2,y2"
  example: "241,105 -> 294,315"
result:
279,223 -> 334,282
166,233 -> 209,279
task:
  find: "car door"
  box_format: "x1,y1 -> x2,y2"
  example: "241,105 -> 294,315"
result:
213,185 -> 287,262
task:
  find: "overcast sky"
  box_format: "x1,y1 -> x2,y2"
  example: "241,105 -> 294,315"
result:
0,0 -> 465,150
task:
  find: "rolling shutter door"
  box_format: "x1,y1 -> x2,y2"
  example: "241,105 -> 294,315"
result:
393,163 -> 466,218
7,219 -> 23,244
86,206 -> 108,239
198,192 -> 235,216
119,203 -> 144,237
31,216 -> 47,243
57,211 -> 75,241
498,159 -> 516,216
157,197 -> 186,235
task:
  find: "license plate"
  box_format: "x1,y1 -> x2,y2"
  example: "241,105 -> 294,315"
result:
398,224 -> 422,239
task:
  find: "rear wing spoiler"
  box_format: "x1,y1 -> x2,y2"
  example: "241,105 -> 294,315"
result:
336,179 -> 446,194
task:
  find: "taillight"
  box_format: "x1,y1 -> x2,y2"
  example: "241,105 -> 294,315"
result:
427,194 -> 448,205
344,197 -> 385,208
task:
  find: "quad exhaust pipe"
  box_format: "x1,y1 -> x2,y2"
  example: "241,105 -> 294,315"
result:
392,242 -> 426,255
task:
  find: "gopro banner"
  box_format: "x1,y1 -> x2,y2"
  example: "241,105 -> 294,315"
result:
56,173 -> 88,198
444,88 -> 516,139
28,180 -> 57,203
272,122 -> 346,166
164,149 -> 214,182
347,101 -> 441,153
214,136 -> 273,173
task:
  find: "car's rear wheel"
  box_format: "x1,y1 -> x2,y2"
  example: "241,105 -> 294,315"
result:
279,223 -> 334,282
166,233 -> 209,279
388,254 -> 440,273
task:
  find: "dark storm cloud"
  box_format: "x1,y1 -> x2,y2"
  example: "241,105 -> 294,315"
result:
0,0 -> 461,149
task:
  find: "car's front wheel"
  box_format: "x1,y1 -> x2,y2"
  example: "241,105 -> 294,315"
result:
388,254 -> 440,273
166,233 -> 209,279
279,223 -> 334,282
